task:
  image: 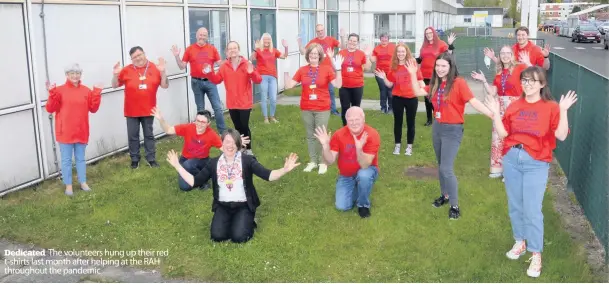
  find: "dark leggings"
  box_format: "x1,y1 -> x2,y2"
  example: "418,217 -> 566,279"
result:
392,96 -> 419,144
339,87 -> 364,126
423,78 -> 434,122
210,202 -> 255,243
229,109 -> 252,150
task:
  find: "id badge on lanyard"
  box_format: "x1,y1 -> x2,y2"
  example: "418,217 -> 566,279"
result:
500,71 -> 509,96
435,86 -> 445,119
135,62 -> 149,91
309,66 -> 319,101
346,52 -> 354,72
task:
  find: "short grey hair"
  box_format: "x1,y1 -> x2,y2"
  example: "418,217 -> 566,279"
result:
64,63 -> 82,74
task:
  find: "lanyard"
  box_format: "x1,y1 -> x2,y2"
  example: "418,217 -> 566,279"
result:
347,50 -> 355,66
134,61 -> 149,82
308,66 -> 319,86
436,84 -> 445,111
223,152 -> 239,180
500,69 -> 509,96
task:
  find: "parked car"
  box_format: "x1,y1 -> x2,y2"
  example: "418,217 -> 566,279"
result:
605,31 -> 609,49
555,22 -> 569,37
598,22 -> 609,35
572,25 -> 602,43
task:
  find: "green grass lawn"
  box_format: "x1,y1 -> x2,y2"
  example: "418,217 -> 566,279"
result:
0,105 -> 597,282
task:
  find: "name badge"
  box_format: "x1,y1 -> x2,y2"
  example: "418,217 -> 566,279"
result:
310,84 -> 316,89
139,84 -> 147,90
139,76 -> 146,81
309,94 -> 318,100
347,67 -> 354,72
435,112 -> 441,119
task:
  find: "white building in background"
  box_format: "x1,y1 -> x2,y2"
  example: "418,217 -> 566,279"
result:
0,0 -> 457,195
454,6 -> 505,28
540,2 -> 599,22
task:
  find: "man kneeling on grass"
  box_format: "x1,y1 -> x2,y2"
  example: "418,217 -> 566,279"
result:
152,107 -> 249,191
314,106 -> 381,218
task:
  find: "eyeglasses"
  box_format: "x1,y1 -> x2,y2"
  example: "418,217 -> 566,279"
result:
520,78 -> 539,86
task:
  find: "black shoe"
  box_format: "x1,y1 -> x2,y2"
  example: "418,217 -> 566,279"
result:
148,161 -> 160,168
199,182 -> 210,190
358,207 -> 371,218
432,195 -> 449,208
387,108 -> 393,114
131,161 -> 139,169
449,206 -> 460,220
425,120 -> 433,126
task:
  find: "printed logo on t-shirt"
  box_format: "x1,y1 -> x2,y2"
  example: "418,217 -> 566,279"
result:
396,69 -> 411,86
343,144 -> 358,164
196,51 -> 211,64
513,109 -> 542,137
185,137 -> 205,157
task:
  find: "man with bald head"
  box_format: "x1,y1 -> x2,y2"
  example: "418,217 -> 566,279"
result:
314,107 -> 381,218
172,27 -> 227,134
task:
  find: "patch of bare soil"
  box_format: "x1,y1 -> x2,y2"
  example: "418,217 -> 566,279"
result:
404,166 -> 438,180
549,160 -> 609,282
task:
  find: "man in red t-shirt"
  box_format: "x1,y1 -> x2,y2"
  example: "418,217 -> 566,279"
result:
315,107 -> 380,218
151,107 -> 249,191
485,27 -> 550,70
298,24 -> 345,116
171,27 -> 227,134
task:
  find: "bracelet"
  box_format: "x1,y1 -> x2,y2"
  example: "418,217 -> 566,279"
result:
448,44 -> 455,50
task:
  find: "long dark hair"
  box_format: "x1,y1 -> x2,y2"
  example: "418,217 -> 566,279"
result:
520,66 -> 553,101
221,128 -> 243,150
430,52 -> 459,102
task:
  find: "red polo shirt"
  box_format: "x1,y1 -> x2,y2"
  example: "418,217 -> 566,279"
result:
182,43 -> 221,79
117,62 -> 162,117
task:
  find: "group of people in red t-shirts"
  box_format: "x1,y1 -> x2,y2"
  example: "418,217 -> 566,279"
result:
45,23 -> 575,278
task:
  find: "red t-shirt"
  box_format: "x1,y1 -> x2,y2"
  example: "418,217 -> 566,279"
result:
208,57 -> 263,110
387,65 -> 424,98
373,43 -> 396,73
175,124 -> 222,159
493,64 -> 527,97
255,48 -> 282,78
339,49 -> 367,88
330,125 -> 381,177
182,43 -> 221,79
424,77 -> 474,124
292,64 -> 336,111
419,41 -> 449,79
118,62 -> 162,117
306,37 -> 340,67
501,98 -> 562,162
512,41 -> 545,67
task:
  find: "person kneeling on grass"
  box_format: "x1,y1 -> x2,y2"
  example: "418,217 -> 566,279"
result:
152,107 -> 250,191
166,129 -> 300,243
314,107 -> 381,218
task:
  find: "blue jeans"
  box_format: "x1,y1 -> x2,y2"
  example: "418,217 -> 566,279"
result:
329,84 -> 338,114
191,78 -> 227,134
335,166 -> 379,210
59,143 -> 87,185
503,147 -> 550,253
178,156 -> 209,191
259,75 -> 278,118
375,76 -> 393,111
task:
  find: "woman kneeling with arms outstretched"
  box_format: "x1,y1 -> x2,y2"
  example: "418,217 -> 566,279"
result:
166,129 -> 300,243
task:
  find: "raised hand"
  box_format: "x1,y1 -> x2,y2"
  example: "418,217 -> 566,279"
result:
151,106 -> 163,120
254,40 -> 262,50
45,81 -> 56,91
483,47 -> 496,60
518,51 -> 531,66
297,37 -> 302,47
171,45 -> 181,57
157,57 -> 166,73
447,33 -> 457,45
247,61 -> 254,73
332,54 -> 344,71
484,95 -> 500,116
559,90 -> 578,111
374,69 -> 386,79
353,132 -> 368,150
404,58 -> 418,74
362,44 -> 373,56
281,39 -> 288,48
326,47 -> 335,59
340,28 -> 346,38
113,61 -> 122,76
166,150 -> 180,168
282,153 -> 301,172
313,125 -> 332,146
471,70 -> 487,83
240,134 -> 251,147
542,43 -> 551,57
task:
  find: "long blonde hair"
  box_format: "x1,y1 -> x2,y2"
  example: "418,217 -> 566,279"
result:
391,42 -> 414,71
259,33 -> 274,50
495,45 -> 520,75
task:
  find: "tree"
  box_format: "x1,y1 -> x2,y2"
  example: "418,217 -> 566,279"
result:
572,6 -> 582,14
463,0 -> 501,7
508,0 -> 521,22
600,0 -> 608,5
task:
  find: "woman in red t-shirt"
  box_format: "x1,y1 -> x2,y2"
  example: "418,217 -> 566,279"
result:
284,43 -> 343,175
417,27 -> 456,126
410,52 -> 494,220
485,66 -> 577,278
471,45 -> 527,179
250,33 -> 288,124
374,43 -> 425,156
338,33 -> 372,126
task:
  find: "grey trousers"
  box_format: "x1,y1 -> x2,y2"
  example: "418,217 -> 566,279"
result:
432,122 -> 464,207
126,116 -> 156,163
301,110 -> 330,164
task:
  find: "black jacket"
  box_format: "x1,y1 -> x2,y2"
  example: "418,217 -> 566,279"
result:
193,154 -> 272,213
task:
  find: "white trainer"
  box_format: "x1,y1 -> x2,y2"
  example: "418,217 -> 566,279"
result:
405,145 -> 413,156
393,144 -> 400,155
318,164 -> 328,174
526,253 -> 542,278
303,162 -> 317,172
506,241 -> 527,260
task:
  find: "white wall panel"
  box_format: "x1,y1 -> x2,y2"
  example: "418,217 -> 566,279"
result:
0,110 -> 41,190
339,0 -> 349,11
154,77 -> 190,134
277,0 -> 297,8
231,0 -> 247,5
317,10 -> 325,26
127,0 -> 181,2
280,54 -> 301,92
230,9 -> 248,53
317,0 -> 324,10
126,6 -> 185,77
32,4 -> 122,101
0,4 -> 31,110
359,0 -> 414,12
340,12 -> 349,32
360,13 -> 375,47
349,12 -> 359,34
278,10 -> 299,51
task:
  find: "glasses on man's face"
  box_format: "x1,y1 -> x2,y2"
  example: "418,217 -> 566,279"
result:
521,78 -> 539,86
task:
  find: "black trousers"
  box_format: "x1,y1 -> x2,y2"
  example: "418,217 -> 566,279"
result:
339,87 -> 364,126
229,109 -> 252,150
423,78 -> 434,122
392,96 -> 419,144
210,202 -> 255,243
126,116 -> 156,162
